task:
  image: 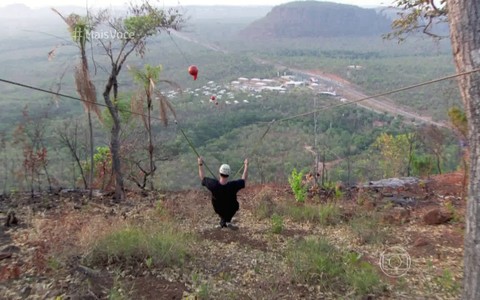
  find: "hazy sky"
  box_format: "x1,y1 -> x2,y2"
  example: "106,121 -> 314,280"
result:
0,0 -> 392,8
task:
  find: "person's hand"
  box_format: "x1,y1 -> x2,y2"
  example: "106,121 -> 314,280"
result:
244,158 -> 248,165
198,157 -> 204,166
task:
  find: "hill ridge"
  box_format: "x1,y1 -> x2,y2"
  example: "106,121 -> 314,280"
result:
240,1 -> 391,39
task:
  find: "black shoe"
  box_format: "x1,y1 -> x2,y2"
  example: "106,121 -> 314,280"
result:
218,219 -> 227,229
225,222 -> 238,231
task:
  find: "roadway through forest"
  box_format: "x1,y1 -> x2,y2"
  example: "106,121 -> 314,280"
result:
172,31 -> 449,129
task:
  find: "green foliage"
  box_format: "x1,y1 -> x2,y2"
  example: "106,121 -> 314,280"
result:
434,268 -> 461,296
270,213 -> 284,234
349,212 -> 389,245
384,0 -> 448,42
130,64 -> 162,90
373,133 -> 412,178
191,272 -> 211,300
71,19 -> 89,48
107,274 -> 130,300
252,188 -> 277,220
448,106 -> 468,138
318,202 -> 341,226
322,181 -> 343,200
287,238 -> 384,296
445,201 -> 462,223
93,146 -> 110,165
197,282 -> 211,300
47,256 -> 62,271
280,203 -> 320,223
343,251 -> 384,296
85,221 -> 191,267
145,256 -> 153,269
411,154 -> 435,177
102,95 -> 133,127
124,15 -> 157,38
288,168 -> 307,202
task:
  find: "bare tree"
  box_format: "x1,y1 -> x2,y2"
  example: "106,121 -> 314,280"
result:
57,120 -> 88,189
129,64 -> 178,190
13,106 -> 51,197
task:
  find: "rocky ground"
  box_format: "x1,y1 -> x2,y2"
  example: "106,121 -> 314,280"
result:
0,173 -> 465,299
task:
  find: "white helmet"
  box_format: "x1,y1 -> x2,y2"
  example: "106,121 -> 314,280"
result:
219,164 -> 231,176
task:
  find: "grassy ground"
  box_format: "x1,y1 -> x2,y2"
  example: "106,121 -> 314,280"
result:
0,173 -> 465,299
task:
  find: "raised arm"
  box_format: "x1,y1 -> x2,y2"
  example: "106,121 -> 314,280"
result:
242,158 -> 248,182
198,157 -> 205,180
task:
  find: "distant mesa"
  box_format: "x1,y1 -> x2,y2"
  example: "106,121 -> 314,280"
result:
239,1 -> 391,39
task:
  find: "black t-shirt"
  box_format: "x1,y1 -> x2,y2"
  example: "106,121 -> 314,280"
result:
201,177 -> 245,208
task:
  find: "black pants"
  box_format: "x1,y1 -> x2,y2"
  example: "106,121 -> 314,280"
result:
212,199 -> 239,222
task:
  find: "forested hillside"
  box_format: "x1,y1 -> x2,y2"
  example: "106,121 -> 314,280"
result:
240,1 -> 391,38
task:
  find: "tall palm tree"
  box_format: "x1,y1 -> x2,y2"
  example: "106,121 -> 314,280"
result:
52,8 -> 101,198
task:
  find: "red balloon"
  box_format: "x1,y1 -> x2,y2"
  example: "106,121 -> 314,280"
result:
210,95 -> 216,101
188,65 -> 198,80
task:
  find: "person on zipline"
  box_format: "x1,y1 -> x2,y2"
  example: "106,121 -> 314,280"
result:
198,156 -> 248,229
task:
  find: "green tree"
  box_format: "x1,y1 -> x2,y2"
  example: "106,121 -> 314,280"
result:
80,1 -> 184,200
372,133 -> 411,178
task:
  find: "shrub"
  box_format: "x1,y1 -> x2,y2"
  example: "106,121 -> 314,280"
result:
271,213 -> 284,234
288,168 -> 308,202
280,202 -> 320,223
318,202 -> 341,225
252,188 -> 277,220
349,212 -> 389,244
85,220 -> 191,268
286,238 -> 384,296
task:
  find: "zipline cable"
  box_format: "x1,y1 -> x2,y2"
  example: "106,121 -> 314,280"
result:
232,119 -> 276,179
176,122 -> 216,178
167,31 -> 191,66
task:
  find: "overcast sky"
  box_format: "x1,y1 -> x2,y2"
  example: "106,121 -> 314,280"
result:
0,0 -> 392,8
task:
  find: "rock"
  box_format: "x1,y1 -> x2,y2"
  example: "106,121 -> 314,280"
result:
76,264 -> 101,278
20,286 -> 31,298
364,177 -> 421,188
0,252 -> 12,260
1,245 -> 20,253
4,211 -> 18,226
423,208 -> 453,225
383,196 -> 417,207
382,207 -> 411,225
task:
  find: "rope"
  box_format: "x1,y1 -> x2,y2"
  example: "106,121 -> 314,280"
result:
232,119 -> 276,178
167,31 -> 191,65
176,123 -> 216,178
